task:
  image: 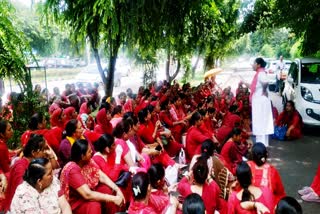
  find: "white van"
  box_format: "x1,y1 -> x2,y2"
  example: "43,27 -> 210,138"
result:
282,58 -> 320,126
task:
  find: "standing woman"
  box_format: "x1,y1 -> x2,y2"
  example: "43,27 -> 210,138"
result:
250,58 -> 274,147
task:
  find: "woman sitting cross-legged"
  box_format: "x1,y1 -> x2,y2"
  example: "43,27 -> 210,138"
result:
227,161 -> 273,214
10,158 -> 72,214
59,139 -> 125,214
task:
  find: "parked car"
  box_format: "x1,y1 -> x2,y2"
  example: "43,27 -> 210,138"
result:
282,57 -> 320,126
75,63 -> 121,87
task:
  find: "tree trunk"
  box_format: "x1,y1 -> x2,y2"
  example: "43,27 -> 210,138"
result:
169,59 -> 181,83
165,49 -> 170,82
191,54 -> 201,78
106,55 -> 117,98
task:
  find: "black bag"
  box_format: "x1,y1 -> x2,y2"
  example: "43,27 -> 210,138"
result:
115,171 -> 131,187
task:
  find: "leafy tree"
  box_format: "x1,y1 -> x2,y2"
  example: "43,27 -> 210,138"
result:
241,0 -> 320,55
0,0 -> 44,148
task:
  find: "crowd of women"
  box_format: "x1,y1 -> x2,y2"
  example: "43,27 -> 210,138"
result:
0,57 -> 310,213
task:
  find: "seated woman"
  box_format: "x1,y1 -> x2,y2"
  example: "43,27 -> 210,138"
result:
10,158 -> 71,214
189,139 -> 233,200
128,172 -> 157,214
275,196 -> 302,214
148,164 -> 181,213
59,119 -> 84,168
183,193 -> 206,214
227,162 -> 273,214
247,143 -> 286,207
94,103 -> 113,135
60,139 -> 125,214
178,158 -> 222,214
4,134 -> 59,211
185,112 -> 211,162
220,128 -> 249,175
21,112 -> 60,153
275,101 -> 302,140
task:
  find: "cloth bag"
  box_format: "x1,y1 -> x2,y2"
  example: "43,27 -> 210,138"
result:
272,125 -> 287,140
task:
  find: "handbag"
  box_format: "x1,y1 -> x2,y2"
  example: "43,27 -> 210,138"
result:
272,125 -> 287,140
115,171 -> 132,187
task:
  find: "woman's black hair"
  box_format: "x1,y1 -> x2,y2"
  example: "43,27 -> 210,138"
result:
99,102 -> 111,111
29,112 -> 45,130
232,127 -> 242,137
255,57 -> 267,68
207,107 -> 216,114
275,196 -> 303,214
93,134 -> 114,153
251,142 -> 268,167
138,108 -> 148,124
123,112 -> 134,120
284,100 -> 296,111
23,134 -> 46,158
160,99 -> 169,111
236,161 -> 254,202
65,119 -> 78,137
182,193 -> 205,214
111,105 -> 123,117
190,111 -> 201,126
71,139 -> 89,163
112,120 -> 131,138
132,172 -> 150,200
147,164 -> 165,189
198,109 -> 207,117
199,139 -> 215,160
146,105 -> 154,114
125,115 -> 139,127
0,120 -> 9,135
23,158 -> 49,188
192,159 -> 208,185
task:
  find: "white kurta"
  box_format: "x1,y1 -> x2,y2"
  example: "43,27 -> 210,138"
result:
252,71 -> 274,136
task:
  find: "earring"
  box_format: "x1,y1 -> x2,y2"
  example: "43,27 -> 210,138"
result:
39,183 -> 43,190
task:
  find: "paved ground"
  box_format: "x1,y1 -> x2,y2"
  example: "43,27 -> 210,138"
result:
267,128 -> 320,213
219,66 -> 320,213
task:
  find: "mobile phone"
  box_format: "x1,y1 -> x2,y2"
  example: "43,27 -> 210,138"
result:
155,145 -> 162,151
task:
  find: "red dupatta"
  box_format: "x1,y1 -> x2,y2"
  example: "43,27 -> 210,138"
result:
60,160 -> 100,201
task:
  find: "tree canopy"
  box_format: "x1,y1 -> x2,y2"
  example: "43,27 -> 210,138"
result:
241,0 -> 320,55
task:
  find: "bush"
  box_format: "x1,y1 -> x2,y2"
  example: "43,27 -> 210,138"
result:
260,44 -> 275,58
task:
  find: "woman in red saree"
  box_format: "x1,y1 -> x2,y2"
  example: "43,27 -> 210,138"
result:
3,135 -> 58,212
131,113 -> 175,168
148,164 -> 181,213
275,101 -> 302,140
128,172 -> 157,214
177,158 -> 223,214
94,105 -> 113,135
60,139 -> 125,214
92,134 -> 132,206
247,143 -> 286,208
227,162 -> 273,214
63,107 -> 78,127
21,112 -> 61,154
0,120 -> 14,210
185,112 -> 211,162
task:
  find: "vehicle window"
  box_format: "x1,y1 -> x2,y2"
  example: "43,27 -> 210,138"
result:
301,63 -> 320,84
288,62 -> 298,83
